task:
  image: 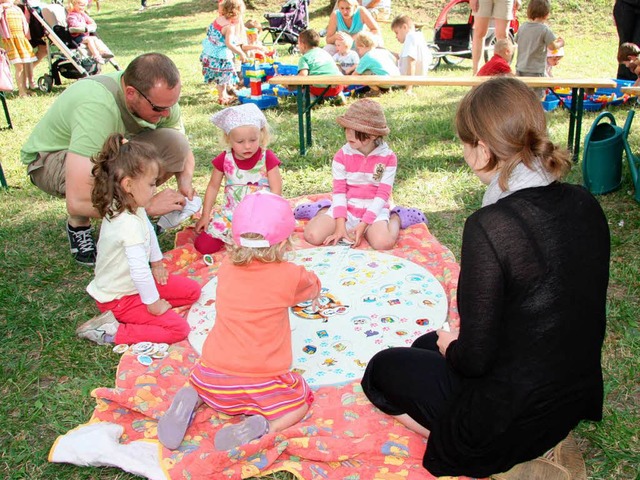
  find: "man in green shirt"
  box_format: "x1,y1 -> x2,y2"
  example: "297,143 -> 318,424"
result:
21,53 -> 195,266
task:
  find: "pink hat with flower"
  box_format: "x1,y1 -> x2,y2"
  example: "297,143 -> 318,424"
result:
232,192 -> 295,248
210,103 -> 267,134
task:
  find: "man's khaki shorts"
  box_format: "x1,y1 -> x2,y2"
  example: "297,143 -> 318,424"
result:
27,128 -> 190,197
474,0 -> 514,20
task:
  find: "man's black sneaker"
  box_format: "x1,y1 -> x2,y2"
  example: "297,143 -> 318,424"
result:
66,223 -> 97,266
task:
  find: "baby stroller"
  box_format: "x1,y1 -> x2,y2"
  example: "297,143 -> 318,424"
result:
263,0 -> 309,54
28,0 -> 119,92
430,0 -> 518,70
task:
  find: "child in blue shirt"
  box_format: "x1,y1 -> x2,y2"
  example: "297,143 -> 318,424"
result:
354,31 -> 399,96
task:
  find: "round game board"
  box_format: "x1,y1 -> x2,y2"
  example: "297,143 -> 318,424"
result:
187,246 -> 449,388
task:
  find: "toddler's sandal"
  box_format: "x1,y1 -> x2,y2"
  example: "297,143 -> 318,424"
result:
214,414 -> 269,451
391,206 -> 428,229
293,199 -> 331,220
158,386 -> 201,450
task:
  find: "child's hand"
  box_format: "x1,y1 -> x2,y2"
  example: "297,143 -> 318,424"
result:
556,37 -> 565,48
148,298 -> 171,316
151,261 -> 168,285
324,225 -> 350,246
195,216 -> 208,234
350,222 -> 368,248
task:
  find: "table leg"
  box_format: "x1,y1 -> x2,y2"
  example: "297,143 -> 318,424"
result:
296,86 -> 306,155
1,92 -> 13,130
305,87 -> 312,149
567,87 -> 577,159
574,88 -> 585,161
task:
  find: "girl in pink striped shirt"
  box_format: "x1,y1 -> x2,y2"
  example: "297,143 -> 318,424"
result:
299,99 -> 427,249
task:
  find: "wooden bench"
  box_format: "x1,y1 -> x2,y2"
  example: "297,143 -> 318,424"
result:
267,75 -> 616,158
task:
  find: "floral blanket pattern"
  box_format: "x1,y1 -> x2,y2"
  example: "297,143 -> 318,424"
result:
49,194 -> 476,480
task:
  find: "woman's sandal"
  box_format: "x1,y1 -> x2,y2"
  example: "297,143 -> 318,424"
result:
157,386 -> 201,450
214,414 -> 269,451
391,206 -> 428,229
293,199 -> 331,220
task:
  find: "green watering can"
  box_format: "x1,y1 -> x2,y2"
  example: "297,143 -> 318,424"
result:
622,110 -> 640,203
582,111 -> 633,195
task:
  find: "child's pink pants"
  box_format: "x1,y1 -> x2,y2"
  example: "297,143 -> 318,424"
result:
96,275 -> 201,345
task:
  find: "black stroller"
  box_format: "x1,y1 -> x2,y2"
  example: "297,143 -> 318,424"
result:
263,0 -> 310,54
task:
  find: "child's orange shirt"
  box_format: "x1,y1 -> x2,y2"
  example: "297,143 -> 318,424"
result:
201,257 -> 321,377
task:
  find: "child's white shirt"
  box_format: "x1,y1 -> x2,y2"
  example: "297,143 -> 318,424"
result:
399,30 -> 432,76
333,50 -> 360,73
87,208 -> 162,304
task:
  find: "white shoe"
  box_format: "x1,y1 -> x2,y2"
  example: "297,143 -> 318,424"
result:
76,310 -> 118,345
157,196 -> 202,232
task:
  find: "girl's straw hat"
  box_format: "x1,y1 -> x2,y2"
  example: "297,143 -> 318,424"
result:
336,99 -> 390,137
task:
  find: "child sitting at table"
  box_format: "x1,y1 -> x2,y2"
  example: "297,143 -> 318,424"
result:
477,38 -> 514,77
297,99 -> 427,250
391,15 -> 432,93
158,192 -> 321,451
617,42 -> 640,85
333,32 -> 360,75
354,31 -> 400,96
295,28 -> 345,101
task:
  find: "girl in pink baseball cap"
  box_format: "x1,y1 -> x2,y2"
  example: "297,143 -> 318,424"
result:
159,192 -> 321,452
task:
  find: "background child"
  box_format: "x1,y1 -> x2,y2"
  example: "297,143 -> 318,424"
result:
76,134 -> 201,346
617,42 -> 640,85
66,0 -> 113,64
299,99 -> 426,250
242,19 -> 268,59
477,38 -> 514,76
0,0 -> 36,96
354,31 -> 400,96
200,0 -> 247,105
391,15 -> 432,93
332,31 -> 359,75
515,0 -> 564,80
194,103 -> 283,254
545,46 -> 564,77
296,28 -> 345,101
159,191 -> 321,451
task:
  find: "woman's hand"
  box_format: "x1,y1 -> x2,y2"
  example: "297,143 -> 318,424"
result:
469,0 -> 479,12
147,298 -> 171,316
151,261 -> 168,285
436,328 -> 459,357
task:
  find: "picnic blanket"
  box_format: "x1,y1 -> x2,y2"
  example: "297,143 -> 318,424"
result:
49,194 -> 474,480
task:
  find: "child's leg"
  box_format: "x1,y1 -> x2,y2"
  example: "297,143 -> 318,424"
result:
267,403 -> 309,432
364,216 -> 401,250
93,37 -> 114,57
303,209 -> 335,245
14,63 -> 27,96
101,293 -> 190,344
155,274 -> 202,308
158,385 -> 202,450
83,37 -> 103,62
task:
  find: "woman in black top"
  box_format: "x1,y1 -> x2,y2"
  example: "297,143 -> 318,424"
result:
361,77 -> 610,478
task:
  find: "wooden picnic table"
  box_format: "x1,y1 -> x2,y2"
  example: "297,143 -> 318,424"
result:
621,86 -> 640,95
268,75 -> 616,158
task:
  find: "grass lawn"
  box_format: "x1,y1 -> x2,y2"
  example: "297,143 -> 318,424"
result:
0,0 -> 638,478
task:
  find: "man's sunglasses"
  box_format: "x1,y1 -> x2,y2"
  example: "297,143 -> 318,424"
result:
132,86 -> 172,112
